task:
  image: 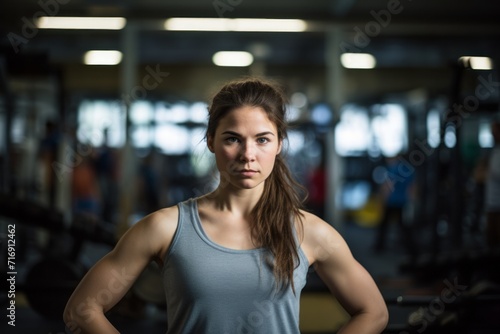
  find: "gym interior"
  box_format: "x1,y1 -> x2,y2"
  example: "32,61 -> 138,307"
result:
1,1 -> 500,333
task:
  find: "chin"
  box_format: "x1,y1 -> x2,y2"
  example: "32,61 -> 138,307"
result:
239,182 -> 258,189
232,179 -> 263,190
223,175 -> 267,191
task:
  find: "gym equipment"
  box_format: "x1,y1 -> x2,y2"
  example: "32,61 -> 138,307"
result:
24,257 -> 87,319
0,195 -> 171,319
385,280 -> 500,334
0,194 -> 116,247
399,247 -> 500,284
0,195 -> 115,319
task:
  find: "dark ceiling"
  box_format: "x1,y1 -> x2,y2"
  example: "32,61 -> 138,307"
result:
1,0 -> 500,68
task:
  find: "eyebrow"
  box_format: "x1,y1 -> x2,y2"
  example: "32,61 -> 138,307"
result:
221,130 -> 275,137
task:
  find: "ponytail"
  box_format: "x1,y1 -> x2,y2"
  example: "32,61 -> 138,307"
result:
251,154 -> 307,292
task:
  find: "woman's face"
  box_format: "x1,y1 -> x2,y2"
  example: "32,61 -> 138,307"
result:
208,105 -> 282,191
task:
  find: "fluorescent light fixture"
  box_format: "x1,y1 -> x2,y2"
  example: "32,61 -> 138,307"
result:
212,51 -> 253,67
37,17 -> 126,30
470,57 -> 493,70
340,53 -> 376,69
84,50 -> 123,65
459,56 -> 493,70
233,19 -> 307,32
165,18 -> 231,31
165,18 -> 307,32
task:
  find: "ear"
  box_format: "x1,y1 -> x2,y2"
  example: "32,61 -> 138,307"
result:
277,139 -> 282,155
207,136 -> 214,153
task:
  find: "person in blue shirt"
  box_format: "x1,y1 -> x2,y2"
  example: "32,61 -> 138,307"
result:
374,154 -> 417,256
485,119 -> 500,247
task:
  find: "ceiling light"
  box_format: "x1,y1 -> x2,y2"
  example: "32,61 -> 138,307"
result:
459,56 -> 493,70
165,18 -> 232,31
212,51 -> 253,67
84,50 -> 123,65
165,18 -> 307,32
37,17 -> 126,30
233,19 -> 307,32
340,53 -> 376,69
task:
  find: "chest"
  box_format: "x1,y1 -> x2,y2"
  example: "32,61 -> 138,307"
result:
165,243 -> 276,304
198,210 -> 258,250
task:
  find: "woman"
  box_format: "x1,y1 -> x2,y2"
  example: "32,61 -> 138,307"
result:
63,78 -> 388,333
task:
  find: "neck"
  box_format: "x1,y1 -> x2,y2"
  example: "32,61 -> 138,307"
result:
203,182 -> 265,217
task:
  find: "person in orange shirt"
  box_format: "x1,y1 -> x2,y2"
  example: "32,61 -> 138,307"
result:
72,155 -> 100,216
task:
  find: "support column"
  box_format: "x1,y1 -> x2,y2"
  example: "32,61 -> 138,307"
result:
0,56 -> 13,195
325,28 -> 345,228
117,22 -> 138,238
447,64 -> 464,249
54,69 -> 73,225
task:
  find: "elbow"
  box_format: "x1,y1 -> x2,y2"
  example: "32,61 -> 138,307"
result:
63,300 -> 106,334
63,304 -> 80,333
63,301 -> 72,326
361,303 -> 389,333
63,306 -> 75,333
376,305 -> 390,332
63,303 -> 91,334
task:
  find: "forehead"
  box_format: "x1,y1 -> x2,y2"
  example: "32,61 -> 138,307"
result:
215,106 -> 277,134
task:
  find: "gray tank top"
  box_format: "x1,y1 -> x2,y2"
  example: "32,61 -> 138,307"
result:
161,198 -> 309,334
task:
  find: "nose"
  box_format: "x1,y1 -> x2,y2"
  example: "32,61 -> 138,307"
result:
239,141 -> 256,162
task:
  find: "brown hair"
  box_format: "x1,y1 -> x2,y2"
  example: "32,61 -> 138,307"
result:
206,77 -> 307,291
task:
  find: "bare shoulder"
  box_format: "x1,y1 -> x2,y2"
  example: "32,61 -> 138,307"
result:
114,205 -> 179,264
129,205 -> 179,239
144,205 -> 179,233
298,209 -> 351,265
144,205 -> 179,259
298,209 -> 341,241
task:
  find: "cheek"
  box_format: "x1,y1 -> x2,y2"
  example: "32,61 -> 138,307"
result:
261,151 -> 278,167
214,147 -> 237,172
215,147 -> 236,161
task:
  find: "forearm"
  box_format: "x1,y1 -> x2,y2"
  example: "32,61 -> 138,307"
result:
64,309 -> 119,334
337,311 -> 388,334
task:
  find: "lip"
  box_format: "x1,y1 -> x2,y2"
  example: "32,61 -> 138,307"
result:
238,169 -> 258,176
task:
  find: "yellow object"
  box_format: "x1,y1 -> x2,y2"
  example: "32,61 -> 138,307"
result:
300,293 -> 350,332
351,195 -> 383,228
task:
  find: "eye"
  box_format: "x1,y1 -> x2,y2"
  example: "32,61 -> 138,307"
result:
225,137 -> 240,143
257,137 -> 269,144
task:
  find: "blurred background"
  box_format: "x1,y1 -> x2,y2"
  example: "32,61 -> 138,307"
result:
1,0 -> 500,333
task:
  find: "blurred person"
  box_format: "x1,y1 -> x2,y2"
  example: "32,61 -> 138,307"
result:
72,154 -> 100,217
374,155 -> 417,258
471,150 -> 488,234
306,140 -> 327,219
38,120 -> 61,208
95,129 -> 118,223
136,151 -> 161,215
485,119 -> 500,247
68,153 -> 101,261
64,78 -> 388,334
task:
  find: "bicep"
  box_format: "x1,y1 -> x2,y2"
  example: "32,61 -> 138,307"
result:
67,251 -> 145,315
66,210 -> 175,314
311,226 -> 385,316
314,255 -> 384,316
65,233 -> 153,316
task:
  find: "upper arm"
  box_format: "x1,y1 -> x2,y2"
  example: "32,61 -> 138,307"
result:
64,206 -> 178,324
302,215 -> 386,317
